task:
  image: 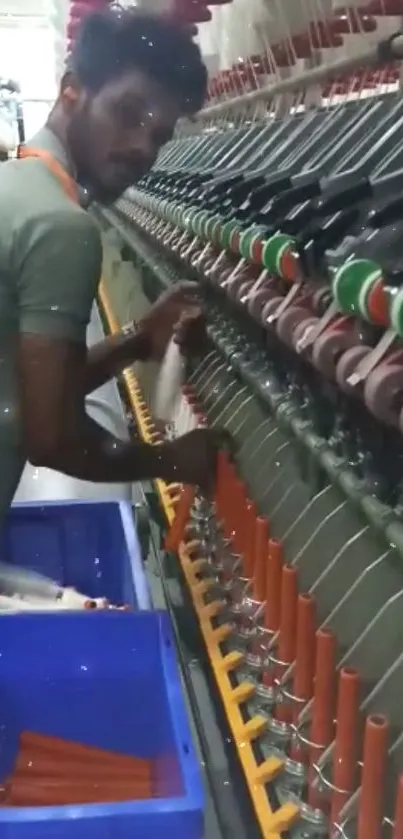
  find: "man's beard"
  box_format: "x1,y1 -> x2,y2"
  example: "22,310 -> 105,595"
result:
65,108 -> 113,204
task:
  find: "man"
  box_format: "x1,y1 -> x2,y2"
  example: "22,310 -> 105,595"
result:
0,8 -> 221,526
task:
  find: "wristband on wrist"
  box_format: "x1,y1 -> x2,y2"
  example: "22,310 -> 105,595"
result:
121,320 -> 152,361
121,320 -> 137,337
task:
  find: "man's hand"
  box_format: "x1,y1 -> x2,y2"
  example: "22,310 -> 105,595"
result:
163,428 -> 223,496
138,281 -> 206,361
173,307 -> 207,357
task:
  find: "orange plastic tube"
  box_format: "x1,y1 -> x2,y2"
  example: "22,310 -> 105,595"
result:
14,751 -> 151,783
330,668 -> 361,826
293,594 -> 317,712
308,628 -> 337,807
224,472 -> 237,544
8,778 -> 152,806
357,714 -> 389,839
393,775 -> 403,839
250,518 -> 269,659
233,478 -> 247,556
265,539 -> 284,633
220,458 -> 236,540
225,472 -> 238,539
219,468 -> 243,583
164,485 -> 196,552
252,517 -> 270,603
243,499 -> 258,579
275,565 -> 298,722
278,565 -> 298,667
215,450 -> 229,522
18,732 -> 151,775
290,594 -> 316,761
261,539 -> 283,687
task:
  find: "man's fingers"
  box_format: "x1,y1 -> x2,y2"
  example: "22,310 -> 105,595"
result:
172,332 -> 183,347
172,320 -> 185,339
173,283 -> 202,305
158,283 -> 201,310
173,308 -> 204,333
175,281 -> 200,295
176,298 -> 203,314
175,308 -> 203,326
180,304 -> 203,317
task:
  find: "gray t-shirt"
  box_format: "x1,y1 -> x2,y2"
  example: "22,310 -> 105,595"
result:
0,127 -> 102,525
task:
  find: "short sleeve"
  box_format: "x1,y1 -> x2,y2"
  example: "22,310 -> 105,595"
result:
15,208 -> 102,343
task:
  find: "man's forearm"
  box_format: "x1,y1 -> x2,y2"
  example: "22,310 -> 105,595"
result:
40,415 -> 174,484
84,329 -> 151,394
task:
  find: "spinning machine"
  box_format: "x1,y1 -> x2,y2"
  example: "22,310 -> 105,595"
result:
63,0 -> 403,836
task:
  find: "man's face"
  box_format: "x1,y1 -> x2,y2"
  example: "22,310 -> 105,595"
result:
66,70 -> 181,204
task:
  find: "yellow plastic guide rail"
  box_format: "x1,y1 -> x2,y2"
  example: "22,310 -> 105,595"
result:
99,281 -> 300,839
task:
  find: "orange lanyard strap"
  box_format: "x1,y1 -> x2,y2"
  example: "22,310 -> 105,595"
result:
18,145 -> 78,204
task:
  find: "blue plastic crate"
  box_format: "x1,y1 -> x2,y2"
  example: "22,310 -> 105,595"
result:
0,501 -> 150,610
0,610 -> 204,839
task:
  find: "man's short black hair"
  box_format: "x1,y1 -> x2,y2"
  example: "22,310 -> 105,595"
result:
69,6 -> 207,115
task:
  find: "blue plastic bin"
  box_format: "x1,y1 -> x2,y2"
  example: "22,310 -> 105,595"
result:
0,500 -> 150,610
0,610 -> 204,839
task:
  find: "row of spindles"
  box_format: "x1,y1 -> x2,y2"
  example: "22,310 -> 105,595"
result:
173,383 -> 403,837
207,0 -> 403,101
